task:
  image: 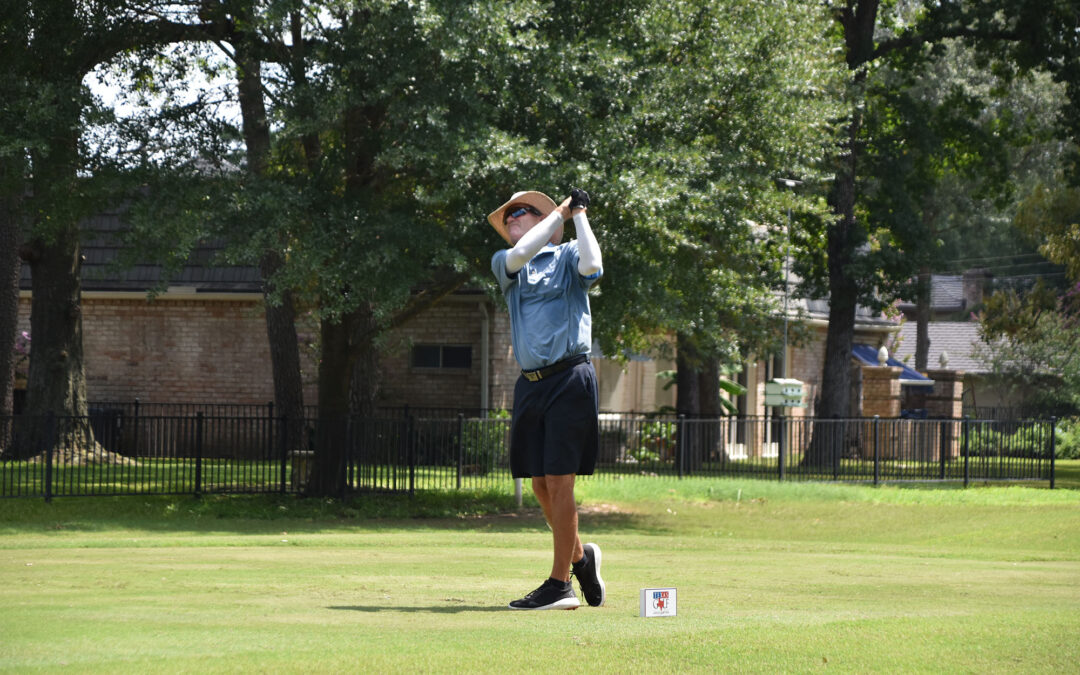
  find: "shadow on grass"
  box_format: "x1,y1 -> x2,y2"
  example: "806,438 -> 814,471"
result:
0,495 -> 675,536
328,605 -> 508,614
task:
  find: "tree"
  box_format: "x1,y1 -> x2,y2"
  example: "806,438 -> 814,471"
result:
2,1 -> 224,458
807,0 -> 1080,443
78,1 -> 597,493
91,3 -> 312,450
184,1 -> 603,495
992,159 -> 1080,414
574,0 -> 844,418
974,281 -> 1080,416
0,1 -> 33,454
264,0 -> 818,488
228,0 -> 306,448
1016,180 -> 1080,279
209,0 -> 844,490
860,39 -> 1068,371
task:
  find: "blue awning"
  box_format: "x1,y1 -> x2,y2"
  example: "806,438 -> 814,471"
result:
852,344 -> 934,387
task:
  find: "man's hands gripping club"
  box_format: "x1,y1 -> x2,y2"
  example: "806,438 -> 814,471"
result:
569,187 -> 590,211
505,188 -> 602,277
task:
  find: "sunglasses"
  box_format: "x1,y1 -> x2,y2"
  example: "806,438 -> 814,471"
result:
504,205 -> 542,224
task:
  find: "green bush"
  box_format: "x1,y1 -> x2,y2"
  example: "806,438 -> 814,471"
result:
966,422 -> 1056,458
966,425 -> 1005,457
461,409 -> 510,475
635,419 -> 676,463
1054,418 -> 1080,459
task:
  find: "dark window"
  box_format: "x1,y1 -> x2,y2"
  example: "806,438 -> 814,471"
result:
442,346 -> 473,369
412,345 -> 441,369
411,345 -> 472,369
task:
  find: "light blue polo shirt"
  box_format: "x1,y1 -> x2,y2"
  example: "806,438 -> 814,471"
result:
492,240 -> 602,371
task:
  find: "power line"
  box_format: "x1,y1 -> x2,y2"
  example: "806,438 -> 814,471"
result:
941,252 -> 1047,265
937,261 -> 1063,275
991,271 -> 1069,281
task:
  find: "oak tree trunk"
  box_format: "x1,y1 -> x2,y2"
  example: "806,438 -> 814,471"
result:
19,81 -> 101,460
915,267 -> 931,372
234,19 -> 307,452
0,172 -> 21,456
308,309 -> 358,496
805,2 -> 878,467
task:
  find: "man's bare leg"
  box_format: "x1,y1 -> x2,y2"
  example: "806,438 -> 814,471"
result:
531,474 -> 584,582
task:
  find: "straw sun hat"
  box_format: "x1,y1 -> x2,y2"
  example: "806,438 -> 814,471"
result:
487,191 -> 561,245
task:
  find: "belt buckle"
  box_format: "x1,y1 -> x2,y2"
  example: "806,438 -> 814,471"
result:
524,370 -> 541,382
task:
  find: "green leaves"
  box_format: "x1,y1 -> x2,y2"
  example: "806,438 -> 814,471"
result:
580,0 -> 843,363
976,280 -> 1080,416
1016,180 -> 1080,281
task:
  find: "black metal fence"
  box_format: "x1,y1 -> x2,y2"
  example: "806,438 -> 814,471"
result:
0,412 -> 1057,500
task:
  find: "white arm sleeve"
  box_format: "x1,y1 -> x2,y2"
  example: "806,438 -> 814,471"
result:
504,211 -> 565,274
574,210 -> 602,276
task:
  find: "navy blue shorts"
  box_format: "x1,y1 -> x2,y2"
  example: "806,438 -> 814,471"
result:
510,360 -> 599,478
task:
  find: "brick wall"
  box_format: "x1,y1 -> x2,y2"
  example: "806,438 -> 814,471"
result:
18,291 -> 516,413
378,296 -> 520,410
17,294 -> 319,405
925,369 -> 965,419
787,326 -> 828,417
751,326 -> 900,418
488,306 -> 517,410
861,365 -> 902,418
16,288 -> 903,417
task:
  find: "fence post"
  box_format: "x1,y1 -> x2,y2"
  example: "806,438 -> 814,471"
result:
778,415 -> 786,482
1050,416 -> 1056,490
194,412 -> 204,497
266,401 -> 274,462
775,411 -> 786,479
962,418 -> 970,488
43,411 -> 55,502
342,416 -> 351,501
407,411 -> 415,497
873,415 -> 880,487
133,397 -> 141,458
938,420 -> 948,480
279,415 -> 288,494
677,415 -> 686,479
456,413 -> 464,490
831,417 -> 840,481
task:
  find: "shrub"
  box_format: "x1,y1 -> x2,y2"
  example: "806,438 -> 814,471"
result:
966,422 -> 1056,458
1054,418 -> 1080,459
635,419 -> 676,463
461,409 -> 510,475
966,425 -> 1004,457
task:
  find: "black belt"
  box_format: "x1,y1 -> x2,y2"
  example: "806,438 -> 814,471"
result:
521,354 -> 589,382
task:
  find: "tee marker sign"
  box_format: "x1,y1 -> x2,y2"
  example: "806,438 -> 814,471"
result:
640,587 -> 677,617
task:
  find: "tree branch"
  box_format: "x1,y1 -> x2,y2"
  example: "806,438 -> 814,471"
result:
360,271 -> 472,342
80,18 -> 232,69
873,26 -> 1021,61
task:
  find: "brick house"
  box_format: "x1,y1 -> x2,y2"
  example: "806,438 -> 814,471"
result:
13,212 -> 672,414
15,211 -> 958,418
890,271 -> 1020,415
15,210 -> 315,408
730,298 -> 912,421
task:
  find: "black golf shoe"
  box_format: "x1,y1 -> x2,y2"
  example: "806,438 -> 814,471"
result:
508,578 -> 580,610
572,542 -> 606,607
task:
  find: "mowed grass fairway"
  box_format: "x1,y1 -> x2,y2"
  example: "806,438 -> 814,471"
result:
2,466 -> 1079,673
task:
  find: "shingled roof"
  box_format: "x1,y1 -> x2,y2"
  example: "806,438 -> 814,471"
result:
891,321 -> 988,373
19,209 -> 262,293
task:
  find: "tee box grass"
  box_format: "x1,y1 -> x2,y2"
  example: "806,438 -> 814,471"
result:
1,466 -> 1078,673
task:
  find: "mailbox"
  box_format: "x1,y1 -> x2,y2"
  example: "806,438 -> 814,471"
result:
764,378 -> 805,408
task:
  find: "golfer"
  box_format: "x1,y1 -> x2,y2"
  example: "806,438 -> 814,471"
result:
489,187 -> 606,610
